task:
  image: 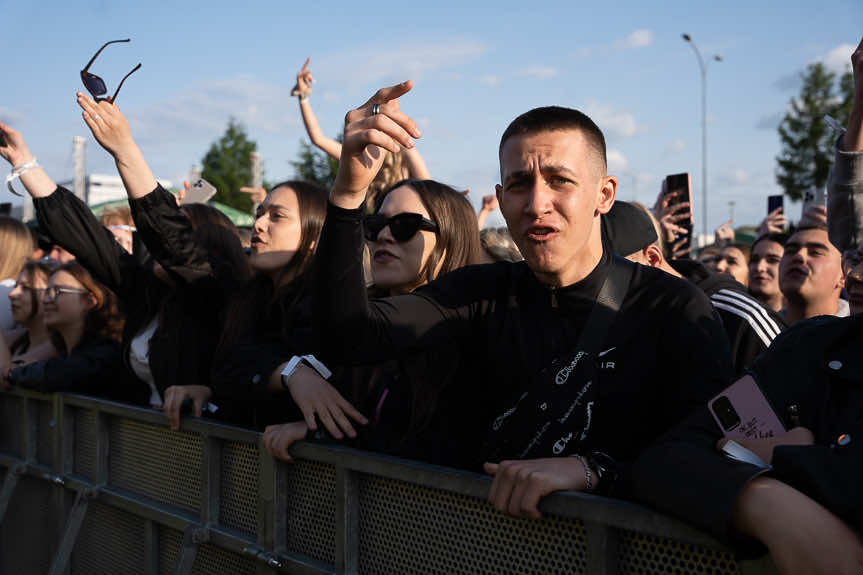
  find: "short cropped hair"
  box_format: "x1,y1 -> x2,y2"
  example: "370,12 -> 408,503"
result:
751,232 -> 787,253
498,106 -> 607,174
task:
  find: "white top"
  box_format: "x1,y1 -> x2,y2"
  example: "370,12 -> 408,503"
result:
128,317 -> 162,408
0,278 -> 16,331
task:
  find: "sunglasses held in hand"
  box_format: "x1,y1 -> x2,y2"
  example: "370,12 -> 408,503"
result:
81,39 -> 142,103
363,213 -> 439,243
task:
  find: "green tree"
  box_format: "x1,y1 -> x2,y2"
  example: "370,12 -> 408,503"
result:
776,63 -> 854,201
201,118 -> 258,210
290,135 -> 340,189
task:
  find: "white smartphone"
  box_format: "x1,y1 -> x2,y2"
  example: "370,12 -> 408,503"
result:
184,178 -> 217,204
708,375 -> 786,440
801,187 -> 826,215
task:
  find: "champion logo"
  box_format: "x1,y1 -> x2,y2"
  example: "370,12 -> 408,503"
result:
555,351 -> 586,385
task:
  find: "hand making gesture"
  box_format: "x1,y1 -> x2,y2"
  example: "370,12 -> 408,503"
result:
331,81 -> 421,208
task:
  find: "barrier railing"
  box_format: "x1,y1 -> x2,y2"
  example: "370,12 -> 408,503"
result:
0,389 -> 775,575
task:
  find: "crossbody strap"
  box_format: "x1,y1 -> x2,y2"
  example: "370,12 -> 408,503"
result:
574,256 -> 635,356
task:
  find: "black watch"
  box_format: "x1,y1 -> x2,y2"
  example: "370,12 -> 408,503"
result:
587,451 -> 618,488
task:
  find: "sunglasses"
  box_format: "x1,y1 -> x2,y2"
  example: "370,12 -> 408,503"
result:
81,39 -> 142,103
363,213 -> 439,243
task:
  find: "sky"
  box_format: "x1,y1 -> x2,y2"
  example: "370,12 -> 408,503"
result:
1,0 -> 861,232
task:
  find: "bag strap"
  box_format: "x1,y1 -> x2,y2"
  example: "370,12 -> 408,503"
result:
574,255 -> 635,356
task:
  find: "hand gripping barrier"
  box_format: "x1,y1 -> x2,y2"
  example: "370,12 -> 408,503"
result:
0,389 -> 778,575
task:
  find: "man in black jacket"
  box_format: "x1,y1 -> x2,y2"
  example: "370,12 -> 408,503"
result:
312,82 -> 734,518
603,201 -> 786,376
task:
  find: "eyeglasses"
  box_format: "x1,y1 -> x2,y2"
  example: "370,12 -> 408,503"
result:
81,39 -> 142,103
44,285 -> 91,302
12,282 -> 43,293
363,213 -> 439,242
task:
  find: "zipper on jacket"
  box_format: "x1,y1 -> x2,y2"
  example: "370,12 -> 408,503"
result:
548,286 -> 558,308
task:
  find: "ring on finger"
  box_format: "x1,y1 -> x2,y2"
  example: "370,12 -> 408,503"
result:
92,113 -> 102,122
371,103 -> 380,116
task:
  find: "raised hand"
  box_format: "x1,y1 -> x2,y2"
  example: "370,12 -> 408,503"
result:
715,219 -> 735,243
77,92 -> 136,159
481,194 -> 499,213
240,186 -> 267,204
292,57 -> 314,99
843,37 -> 863,152
332,81 -> 421,207
801,204 -> 827,227
654,190 -> 691,244
0,121 -> 34,167
757,207 -> 787,237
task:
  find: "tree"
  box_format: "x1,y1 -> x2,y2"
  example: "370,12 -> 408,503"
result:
201,118 -> 258,211
290,135 -> 340,189
776,63 -> 854,201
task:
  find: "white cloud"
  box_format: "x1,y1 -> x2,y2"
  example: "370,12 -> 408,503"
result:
0,107 -> 24,125
521,66 -> 559,79
582,102 -> 639,138
820,43 -> 855,74
479,75 -> 501,87
607,149 -> 628,172
621,29 -> 653,49
664,139 -> 686,155
718,168 -> 751,186
316,39 -> 488,89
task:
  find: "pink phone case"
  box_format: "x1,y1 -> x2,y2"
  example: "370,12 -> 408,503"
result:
708,375 -> 786,440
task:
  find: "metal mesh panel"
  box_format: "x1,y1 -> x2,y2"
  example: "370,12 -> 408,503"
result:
0,477 -> 58,575
0,394 -> 24,457
617,529 -> 742,575
71,500 -> 146,575
74,407 -> 97,480
108,418 -> 202,513
36,400 -> 56,465
158,526 -> 184,575
191,543 -> 259,575
285,459 -> 337,564
219,441 -> 259,534
357,474 -> 588,575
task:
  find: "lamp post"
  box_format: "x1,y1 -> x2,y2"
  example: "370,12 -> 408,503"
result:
682,33 -> 722,242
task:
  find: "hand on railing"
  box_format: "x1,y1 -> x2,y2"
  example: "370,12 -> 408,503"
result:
283,365 -> 368,439
163,385 -> 213,431
263,421 -> 309,462
483,457 -> 596,520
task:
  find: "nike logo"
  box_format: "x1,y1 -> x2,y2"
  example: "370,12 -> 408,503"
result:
598,347 -> 616,358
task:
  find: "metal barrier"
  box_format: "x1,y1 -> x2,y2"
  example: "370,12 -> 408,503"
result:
0,389 -> 775,575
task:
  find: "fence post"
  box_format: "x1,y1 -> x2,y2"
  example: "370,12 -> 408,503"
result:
335,468 -> 359,575
48,487 -> 97,575
585,521 -> 620,575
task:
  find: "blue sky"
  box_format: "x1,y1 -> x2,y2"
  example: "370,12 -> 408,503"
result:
2,0 -> 861,231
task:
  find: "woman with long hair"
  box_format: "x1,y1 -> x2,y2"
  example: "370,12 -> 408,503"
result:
0,101 -> 249,410
263,178 -> 482,465
1,262 -> 135,399
0,216 -> 36,331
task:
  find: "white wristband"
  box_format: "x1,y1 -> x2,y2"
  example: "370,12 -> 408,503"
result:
6,156 -> 38,197
280,354 -> 332,386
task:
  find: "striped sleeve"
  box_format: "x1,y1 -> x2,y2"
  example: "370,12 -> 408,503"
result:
710,289 -> 783,348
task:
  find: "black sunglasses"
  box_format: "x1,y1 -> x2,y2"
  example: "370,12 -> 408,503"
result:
81,39 -> 142,103
363,213 -> 439,242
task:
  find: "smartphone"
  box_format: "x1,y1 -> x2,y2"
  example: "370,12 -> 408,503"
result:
184,178 -> 217,204
801,187 -> 826,215
663,173 -> 693,250
767,194 -> 784,215
709,375 -> 785,440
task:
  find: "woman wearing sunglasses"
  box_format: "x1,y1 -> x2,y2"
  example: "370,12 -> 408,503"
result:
263,178 -> 482,466
1,263 -> 136,400
0,100 -> 248,412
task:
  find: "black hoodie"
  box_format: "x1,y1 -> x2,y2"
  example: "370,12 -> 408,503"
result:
670,259 -> 786,376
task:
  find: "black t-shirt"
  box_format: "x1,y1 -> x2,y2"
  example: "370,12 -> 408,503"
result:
314,203 -> 734,481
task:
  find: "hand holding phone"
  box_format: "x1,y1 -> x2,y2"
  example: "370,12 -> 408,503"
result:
709,375 -> 785,440
183,178 -> 217,204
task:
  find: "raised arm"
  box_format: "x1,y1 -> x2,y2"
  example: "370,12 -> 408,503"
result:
827,37 -> 863,252
294,58 -> 343,160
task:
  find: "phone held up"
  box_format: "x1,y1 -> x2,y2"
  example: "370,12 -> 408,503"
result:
184,178 -> 217,205
767,194 -> 784,215
663,172 -> 693,250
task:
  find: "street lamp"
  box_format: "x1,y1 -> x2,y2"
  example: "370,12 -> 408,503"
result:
682,33 -> 722,242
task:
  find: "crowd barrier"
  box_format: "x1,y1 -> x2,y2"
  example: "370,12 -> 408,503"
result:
0,389 -> 776,575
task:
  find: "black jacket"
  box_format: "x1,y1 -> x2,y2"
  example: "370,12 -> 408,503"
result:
671,260 -> 786,376
631,314 -> 863,546
313,203 -> 735,479
9,336 -> 145,403
34,186 -> 238,401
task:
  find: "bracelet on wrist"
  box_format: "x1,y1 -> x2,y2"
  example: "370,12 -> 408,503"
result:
6,156 -> 39,197
572,454 -> 593,491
